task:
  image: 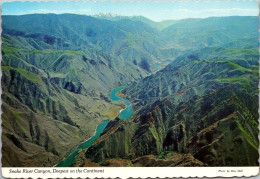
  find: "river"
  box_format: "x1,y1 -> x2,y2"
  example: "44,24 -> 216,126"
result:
56,86 -> 133,167
109,86 -> 133,120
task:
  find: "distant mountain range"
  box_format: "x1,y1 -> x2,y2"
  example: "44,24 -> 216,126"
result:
93,13 -> 178,30
1,14 -> 259,167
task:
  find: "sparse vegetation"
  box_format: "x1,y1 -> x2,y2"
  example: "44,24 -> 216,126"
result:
1,14 -> 258,167
2,66 -> 43,84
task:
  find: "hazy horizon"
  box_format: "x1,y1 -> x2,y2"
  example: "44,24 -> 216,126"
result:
2,12 -> 258,22
2,0 -> 258,21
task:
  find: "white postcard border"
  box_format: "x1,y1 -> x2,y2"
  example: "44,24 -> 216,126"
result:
0,0 -> 259,178
1,167 -> 259,178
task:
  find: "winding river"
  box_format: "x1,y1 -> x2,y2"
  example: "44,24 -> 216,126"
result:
56,86 -> 133,167
109,86 -> 133,120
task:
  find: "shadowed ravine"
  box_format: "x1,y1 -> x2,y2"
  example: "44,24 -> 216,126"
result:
1,14 -> 258,167
56,86 -> 133,167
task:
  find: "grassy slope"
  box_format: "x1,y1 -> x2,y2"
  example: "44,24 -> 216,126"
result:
2,66 -> 43,84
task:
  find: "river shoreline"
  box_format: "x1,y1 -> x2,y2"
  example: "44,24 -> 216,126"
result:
53,120 -> 107,167
55,86 -> 133,167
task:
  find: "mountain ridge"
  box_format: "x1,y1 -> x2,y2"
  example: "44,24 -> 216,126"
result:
77,44 -> 259,167
1,14 -> 258,167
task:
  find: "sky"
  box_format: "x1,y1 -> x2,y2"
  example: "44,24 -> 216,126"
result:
1,0 -> 259,21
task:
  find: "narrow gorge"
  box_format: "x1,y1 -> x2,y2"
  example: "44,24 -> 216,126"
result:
1,13 -> 258,167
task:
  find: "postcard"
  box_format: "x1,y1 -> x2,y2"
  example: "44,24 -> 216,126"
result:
1,0 -> 259,178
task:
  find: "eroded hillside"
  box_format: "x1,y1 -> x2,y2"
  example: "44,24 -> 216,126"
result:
77,47 -> 259,167
1,14 -> 259,167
